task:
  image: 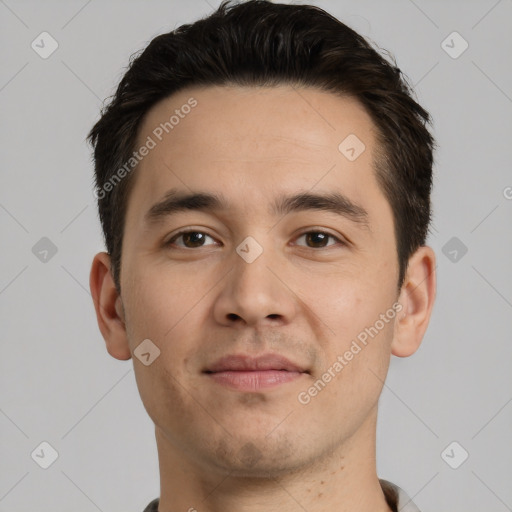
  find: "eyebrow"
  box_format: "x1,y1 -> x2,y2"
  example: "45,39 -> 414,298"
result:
144,188 -> 371,230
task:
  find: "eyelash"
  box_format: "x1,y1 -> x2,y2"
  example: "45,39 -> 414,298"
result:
164,229 -> 346,250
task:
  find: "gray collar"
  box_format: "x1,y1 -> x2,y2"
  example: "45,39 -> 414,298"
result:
380,479 -> 422,511
143,480 -> 422,512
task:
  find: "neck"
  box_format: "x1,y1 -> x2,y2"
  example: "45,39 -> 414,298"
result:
155,407 -> 392,512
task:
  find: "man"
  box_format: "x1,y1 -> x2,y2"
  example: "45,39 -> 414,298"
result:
88,1 -> 436,511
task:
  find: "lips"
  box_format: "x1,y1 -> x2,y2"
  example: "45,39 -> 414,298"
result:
204,354 -> 307,374
203,354 -> 309,391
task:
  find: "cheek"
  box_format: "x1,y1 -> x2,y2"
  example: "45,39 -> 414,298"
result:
304,267 -> 396,379
301,315 -> 393,428
123,260 -> 200,341
133,357 -> 198,436
123,267 -> 203,426
302,269 -> 379,336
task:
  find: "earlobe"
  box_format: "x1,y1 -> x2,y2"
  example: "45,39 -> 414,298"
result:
89,252 -> 132,361
391,245 -> 436,358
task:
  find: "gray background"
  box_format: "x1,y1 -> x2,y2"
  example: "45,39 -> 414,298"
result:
1,0 -> 511,510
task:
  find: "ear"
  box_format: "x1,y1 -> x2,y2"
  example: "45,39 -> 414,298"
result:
391,245 -> 436,357
89,252 -> 132,360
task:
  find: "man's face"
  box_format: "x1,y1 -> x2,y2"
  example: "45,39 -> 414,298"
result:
119,85 -> 401,475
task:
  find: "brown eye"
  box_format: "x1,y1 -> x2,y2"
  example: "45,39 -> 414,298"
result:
166,231 -> 216,249
295,231 -> 343,248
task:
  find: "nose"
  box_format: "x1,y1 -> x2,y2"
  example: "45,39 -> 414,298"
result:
212,238 -> 297,329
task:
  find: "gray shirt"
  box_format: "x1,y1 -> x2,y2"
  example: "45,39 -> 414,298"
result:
381,479 -> 421,511
142,479 -> 421,511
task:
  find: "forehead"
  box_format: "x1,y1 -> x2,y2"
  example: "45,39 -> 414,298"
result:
139,84 -> 376,159
127,84 -> 385,224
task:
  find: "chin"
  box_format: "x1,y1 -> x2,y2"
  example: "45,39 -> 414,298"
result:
204,435 -> 310,478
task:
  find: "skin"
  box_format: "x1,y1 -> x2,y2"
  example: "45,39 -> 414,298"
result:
90,85 -> 436,512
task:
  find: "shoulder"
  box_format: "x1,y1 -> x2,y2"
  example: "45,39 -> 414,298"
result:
380,479 -> 422,512
142,497 -> 160,512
